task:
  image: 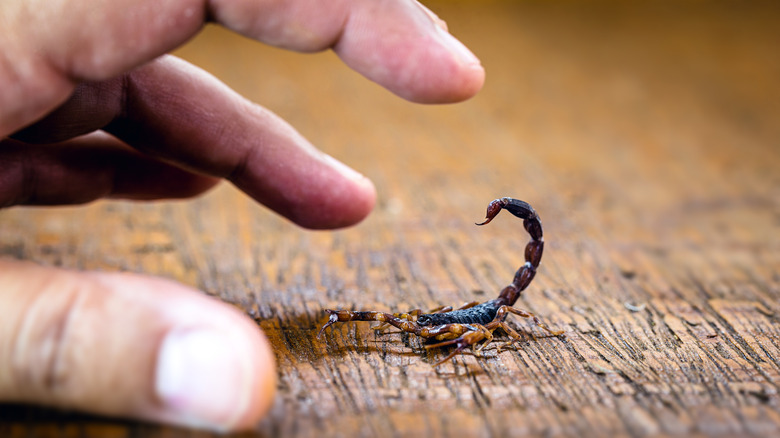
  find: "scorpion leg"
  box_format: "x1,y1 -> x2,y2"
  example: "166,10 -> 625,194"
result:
429,305 -> 453,313
424,306 -> 563,364
418,302 -> 482,314
454,301 -> 481,311
412,301 -> 479,316
423,324 -> 495,366
427,304 -> 563,362
481,318 -> 528,353
444,309 -> 531,355
373,304 -> 460,332
318,309 -> 423,338
495,305 -> 564,340
373,308 -> 424,332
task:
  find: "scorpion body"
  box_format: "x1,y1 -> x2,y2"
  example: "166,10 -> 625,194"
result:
416,300 -> 502,327
319,197 -> 562,365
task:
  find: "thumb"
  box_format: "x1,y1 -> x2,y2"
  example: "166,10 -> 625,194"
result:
0,259 -> 276,432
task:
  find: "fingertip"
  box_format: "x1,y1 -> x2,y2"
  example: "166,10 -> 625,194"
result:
152,310 -> 277,432
401,26 -> 485,104
335,0 -> 485,104
101,274 -> 279,432
399,57 -> 485,104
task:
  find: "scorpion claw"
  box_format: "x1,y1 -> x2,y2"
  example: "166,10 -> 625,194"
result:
318,309 -> 340,339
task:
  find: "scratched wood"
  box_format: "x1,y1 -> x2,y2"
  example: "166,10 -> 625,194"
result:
1,1 -> 779,437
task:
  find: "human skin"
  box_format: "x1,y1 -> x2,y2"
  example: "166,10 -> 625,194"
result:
0,0 -> 484,432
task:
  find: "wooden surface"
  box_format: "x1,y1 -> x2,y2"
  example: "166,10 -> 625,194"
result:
2,1 -> 779,437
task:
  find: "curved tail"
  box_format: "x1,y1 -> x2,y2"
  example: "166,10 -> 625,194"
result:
477,197 -> 543,306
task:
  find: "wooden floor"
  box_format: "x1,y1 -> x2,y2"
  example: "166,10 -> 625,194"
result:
2,1 -> 779,437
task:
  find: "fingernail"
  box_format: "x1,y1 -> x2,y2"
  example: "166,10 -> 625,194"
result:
155,327 -> 251,431
414,0 -> 449,32
438,27 -> 481,66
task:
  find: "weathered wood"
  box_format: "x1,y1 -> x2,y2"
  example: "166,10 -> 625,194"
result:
1,1 -> 779,437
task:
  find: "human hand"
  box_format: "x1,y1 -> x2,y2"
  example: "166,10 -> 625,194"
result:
0,0 -> 483,431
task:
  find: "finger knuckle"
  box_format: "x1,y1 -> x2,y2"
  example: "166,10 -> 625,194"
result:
9,272 -> 86,400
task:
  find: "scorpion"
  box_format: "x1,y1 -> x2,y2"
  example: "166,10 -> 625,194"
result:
318,197 -> 563,366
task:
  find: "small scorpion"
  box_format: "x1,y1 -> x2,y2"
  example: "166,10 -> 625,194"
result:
318,197 -> 563,365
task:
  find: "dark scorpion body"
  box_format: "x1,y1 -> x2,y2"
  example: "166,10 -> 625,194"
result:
318,197 -> 563,365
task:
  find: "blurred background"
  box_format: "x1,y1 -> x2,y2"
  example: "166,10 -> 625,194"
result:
170,0 -> 779,249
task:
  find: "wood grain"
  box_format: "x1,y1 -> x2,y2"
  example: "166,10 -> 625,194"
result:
1,1 -> 779,437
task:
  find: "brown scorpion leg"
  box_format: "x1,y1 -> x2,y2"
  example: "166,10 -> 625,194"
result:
424,304 -> 565,364
489,305 -> 564,351
454,301 -> 481,310
423,324 -> 495,366
497,305 -> 564,337
318,310 -> 424,338
372,303 -> 462,332
372,309 -> 424,332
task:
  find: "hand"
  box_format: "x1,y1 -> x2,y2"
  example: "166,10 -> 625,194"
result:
0,0 -> 484,432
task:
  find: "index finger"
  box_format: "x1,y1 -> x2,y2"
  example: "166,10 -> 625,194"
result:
0,0 -> 484,136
